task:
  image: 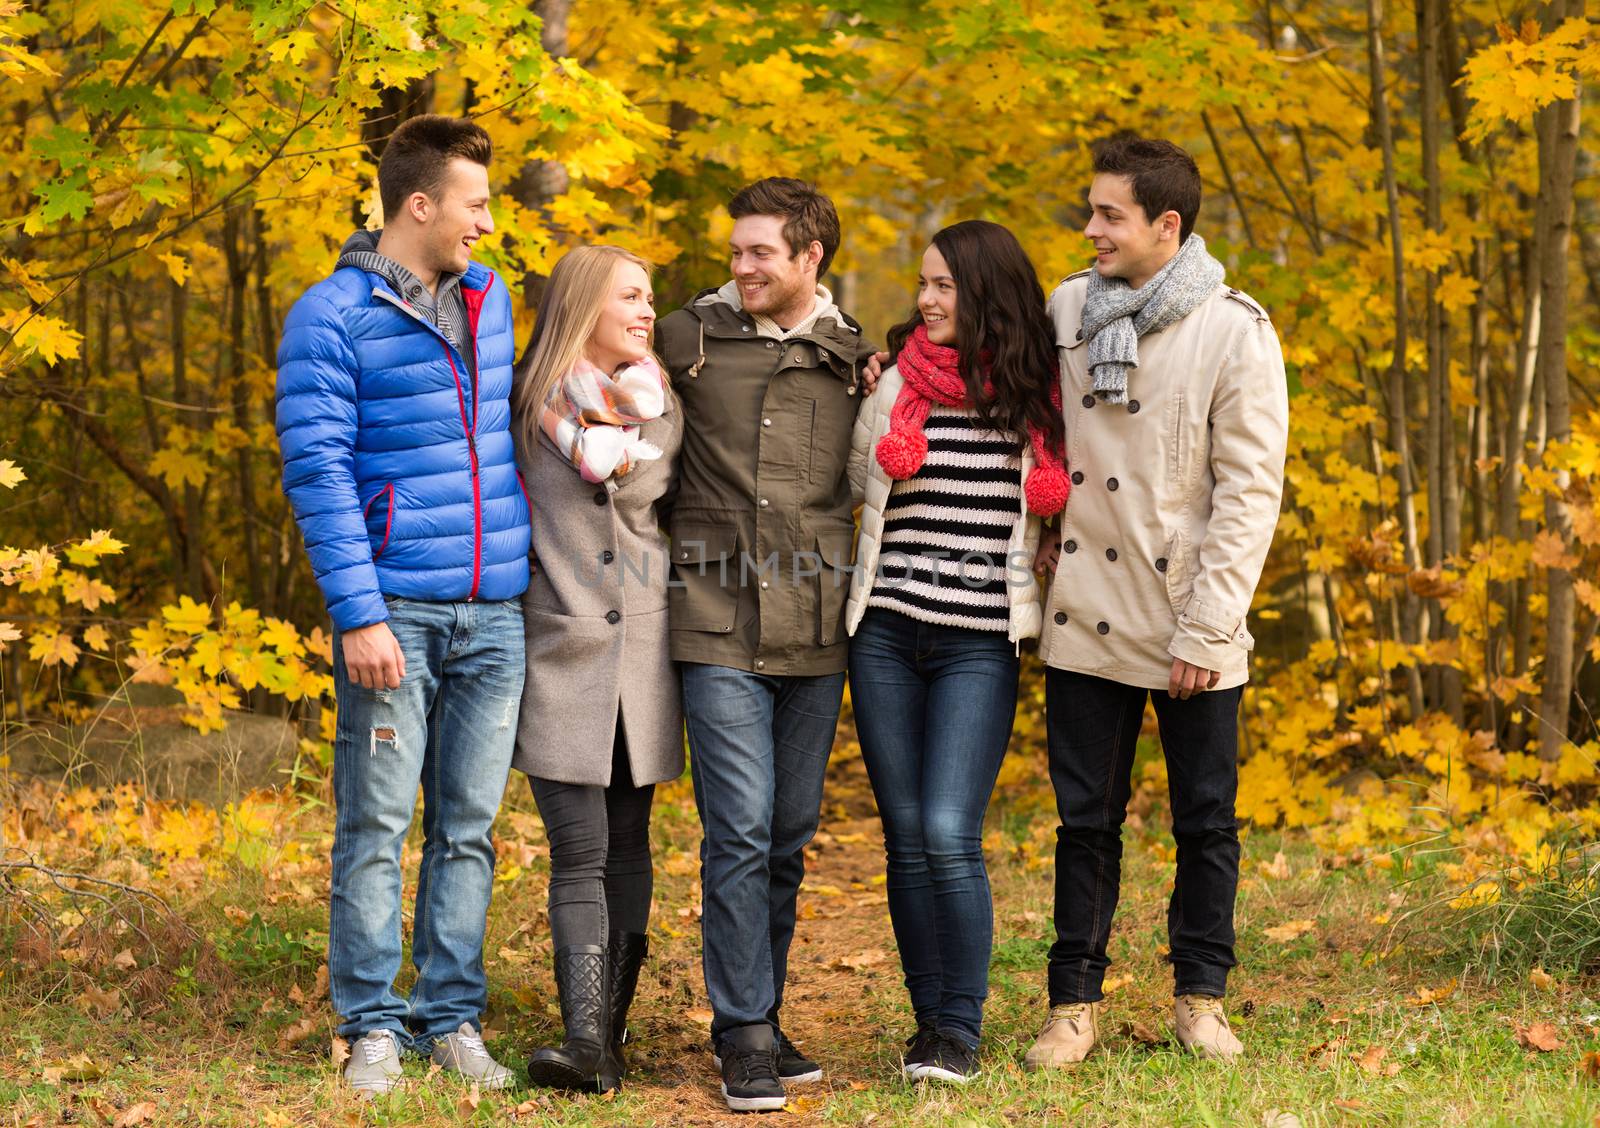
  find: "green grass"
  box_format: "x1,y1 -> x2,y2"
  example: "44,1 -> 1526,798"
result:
3,747 -> 1598,1126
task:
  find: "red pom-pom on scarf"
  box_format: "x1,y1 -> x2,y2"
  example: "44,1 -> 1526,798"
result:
1024,461 -> 1070,517
875,427 -> 928,480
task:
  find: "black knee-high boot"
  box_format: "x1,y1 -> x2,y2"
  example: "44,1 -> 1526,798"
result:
527,945 -> 621,1093
606,932 -> 649,1071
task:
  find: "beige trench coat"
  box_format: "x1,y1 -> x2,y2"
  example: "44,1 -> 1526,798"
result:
844,364 -> 1044,645
1037,271 -> 1288,691
512,407 -> 685,787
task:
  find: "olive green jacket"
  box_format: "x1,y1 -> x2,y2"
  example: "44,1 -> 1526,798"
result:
655,283 -> 878,675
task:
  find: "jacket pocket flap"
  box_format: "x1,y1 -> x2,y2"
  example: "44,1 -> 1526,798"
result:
670,524 -> 738,568
815,526 -> 856,570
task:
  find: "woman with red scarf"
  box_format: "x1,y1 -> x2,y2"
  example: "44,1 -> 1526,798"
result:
844,220 -> 1066,1083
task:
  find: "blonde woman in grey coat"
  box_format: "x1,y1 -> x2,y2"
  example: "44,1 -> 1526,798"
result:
510,245 -> 683,1094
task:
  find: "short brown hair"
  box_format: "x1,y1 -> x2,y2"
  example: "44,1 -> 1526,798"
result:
1091,134 -> 1201,241
378,115 -> 493,222
728,177 -> 841,277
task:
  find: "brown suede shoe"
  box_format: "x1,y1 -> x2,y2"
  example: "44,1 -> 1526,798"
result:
1022,1002 -> 1100,1069
1174,995 -> 1243,1060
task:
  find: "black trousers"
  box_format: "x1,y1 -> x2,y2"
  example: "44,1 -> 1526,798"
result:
529,728 -> 656,949
1044,667 -> 1242,1003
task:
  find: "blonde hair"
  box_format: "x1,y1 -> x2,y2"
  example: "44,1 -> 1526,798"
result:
513,244 -> 659,442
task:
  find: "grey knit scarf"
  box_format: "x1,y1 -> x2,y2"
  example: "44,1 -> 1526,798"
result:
1081,234 -> 1225,404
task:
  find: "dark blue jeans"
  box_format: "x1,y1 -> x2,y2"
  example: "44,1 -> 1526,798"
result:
1045,667 -> 1243,1004
329,597 -> 524,1051
680,663 -> 845,1041
848,610 -> 1019,1049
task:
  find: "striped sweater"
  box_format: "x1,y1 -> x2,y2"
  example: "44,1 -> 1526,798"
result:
866,406 -> 1023,632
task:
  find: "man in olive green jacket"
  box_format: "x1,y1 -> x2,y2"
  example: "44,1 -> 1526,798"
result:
654,178 -> 877,1113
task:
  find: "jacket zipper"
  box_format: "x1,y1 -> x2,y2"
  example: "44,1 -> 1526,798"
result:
372,286 -> 484,600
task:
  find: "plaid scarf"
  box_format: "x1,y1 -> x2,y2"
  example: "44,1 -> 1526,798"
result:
539,354 -> 668,486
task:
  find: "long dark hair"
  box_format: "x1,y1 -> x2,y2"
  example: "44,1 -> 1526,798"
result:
886,220 -> 1063,456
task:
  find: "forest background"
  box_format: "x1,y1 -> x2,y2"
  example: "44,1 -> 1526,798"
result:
1,0 -> 1600,1123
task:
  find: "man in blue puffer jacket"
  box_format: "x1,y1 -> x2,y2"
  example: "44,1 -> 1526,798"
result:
276,115 -> 531,1094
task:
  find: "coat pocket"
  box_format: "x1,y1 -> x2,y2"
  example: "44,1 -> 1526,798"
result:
1162,530 -> 1195,617
668,521 -> 740,634
815,523 -> 855,647
363,483 -> 396,559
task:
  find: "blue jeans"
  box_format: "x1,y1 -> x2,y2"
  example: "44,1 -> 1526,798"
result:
1044,668 -> 1243,1003
328,597 -> 524,1050
848,609 -> 1019,1049
680,663 -> 845,1041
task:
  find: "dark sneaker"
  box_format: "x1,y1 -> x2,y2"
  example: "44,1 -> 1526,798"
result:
776,1031 -> 822,1084
910,1031 -> 978,1084
900,1023 -> 939,1079
716,1025 -> 786,1113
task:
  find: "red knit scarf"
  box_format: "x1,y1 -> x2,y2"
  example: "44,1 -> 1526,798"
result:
875,323 -> 1070,516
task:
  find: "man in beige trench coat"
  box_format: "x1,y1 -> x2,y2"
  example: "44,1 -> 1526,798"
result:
1022,135 -> 1289,1068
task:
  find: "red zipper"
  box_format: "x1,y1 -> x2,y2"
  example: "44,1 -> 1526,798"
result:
443,346 -> 483,600
362,483 -> 396,559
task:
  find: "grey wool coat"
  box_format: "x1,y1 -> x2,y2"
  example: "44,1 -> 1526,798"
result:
511,405 -> 685,787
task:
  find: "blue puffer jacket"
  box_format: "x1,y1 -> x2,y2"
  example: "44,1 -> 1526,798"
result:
276,258 -> 532,632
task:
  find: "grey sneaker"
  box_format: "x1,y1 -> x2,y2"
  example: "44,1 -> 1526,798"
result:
344,1029 -> 404,1094
431,1022 -> 514,1089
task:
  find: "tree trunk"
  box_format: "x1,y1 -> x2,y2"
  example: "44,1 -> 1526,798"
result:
224,209 -> 264,614
1534,0 -> 1582,759
1367,0 -> 1425,719
511,0 -> 574,333
1416,0 -> 1462,721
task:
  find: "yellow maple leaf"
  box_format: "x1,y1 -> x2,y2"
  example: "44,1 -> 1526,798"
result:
28,629 -> 81,668
162,595 -> 212,635
156,252 -> 191,286
1264,918 -> 1316,942
81,625 -> 110,652
149,448 -> 208,490
0,459 -> 25,489
0,621 -> 21,650
59,571 -> 117,610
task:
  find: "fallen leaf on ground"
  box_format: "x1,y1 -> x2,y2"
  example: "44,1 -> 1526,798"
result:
1260,851 -> 1292,880
687,1008 -> 714,1026
288,983 -> 306,1005
314,963 -> 330,997
1121,1020 -> 1165,1045
331,1036 -> 350,1068
223,904 -> 251,926
279,1016 -> 318,1046
113,1103 -> 159,1127
806,884 -> 845,897
1406,978 -> 1457,1006
78,983 -> 123,1018
112,948 -> 137,971
1529,967 -> 1554,990
510,1097 -> 548,1118
1264,919 -> 1316,942
1333,1098 -> 1365,1110
457,1082 -> 481,1116
1101,972 -> 1133,994
1262,1111 -> 1302,1128
1514,1021 -> 1561,1052
1352,1045 -> 1401,1076
1578,1050 -> 1600,1081
831,949 -> 889,972
41,1053 -> 102,1084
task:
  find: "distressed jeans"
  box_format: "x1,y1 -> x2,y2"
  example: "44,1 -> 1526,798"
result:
328,597 -> 524,1050
680,663 -> 844,1042
1044,668 -> 1243,1003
